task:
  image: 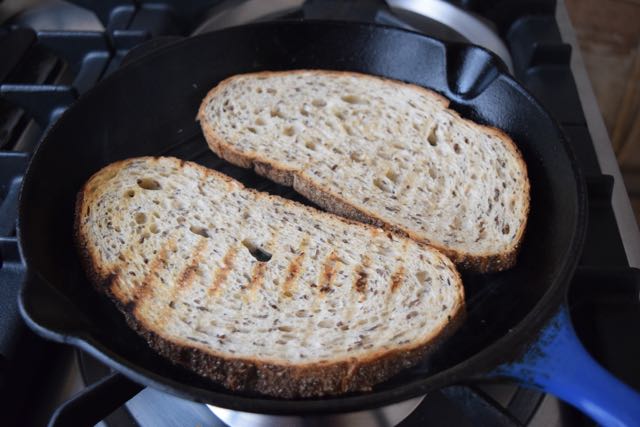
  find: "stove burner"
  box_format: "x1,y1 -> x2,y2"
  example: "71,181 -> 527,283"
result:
192,0 -> 513,72
208,397 -> 424,427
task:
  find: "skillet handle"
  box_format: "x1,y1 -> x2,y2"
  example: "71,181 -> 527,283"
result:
49,371 -> 143,427
18,269 -> 91,342
491,305 -> 640,427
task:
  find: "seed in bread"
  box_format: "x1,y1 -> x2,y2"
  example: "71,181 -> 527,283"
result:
74,156 -> 465,398
197,70 -> 530,273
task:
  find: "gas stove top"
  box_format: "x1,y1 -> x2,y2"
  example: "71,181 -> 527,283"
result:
1,1 -> 639,426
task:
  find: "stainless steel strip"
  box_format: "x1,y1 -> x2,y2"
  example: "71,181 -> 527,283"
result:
556,0 -> 640,268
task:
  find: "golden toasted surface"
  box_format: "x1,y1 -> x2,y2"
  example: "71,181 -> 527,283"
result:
74,156 -> 464,397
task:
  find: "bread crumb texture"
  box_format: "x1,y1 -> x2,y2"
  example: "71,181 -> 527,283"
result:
76,157 -> 464,396
198,70 -> 530,271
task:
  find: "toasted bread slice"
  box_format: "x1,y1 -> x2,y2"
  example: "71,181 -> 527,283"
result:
75,156 -> 464,398
198,70 -> 530,272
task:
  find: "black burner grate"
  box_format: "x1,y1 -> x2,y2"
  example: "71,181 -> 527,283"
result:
1,1 -> 638,426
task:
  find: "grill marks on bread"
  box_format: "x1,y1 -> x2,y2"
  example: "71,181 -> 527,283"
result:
208,246 -> 238,297
75,157 -> 464,398
133,240 -> 176,306
282,237 -> 309,298
158,239 -> 208,329
319,251 -> 341,294
353,255 -> 370,299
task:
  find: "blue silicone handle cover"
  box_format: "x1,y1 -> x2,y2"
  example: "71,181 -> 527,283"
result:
492,306 -> 640,427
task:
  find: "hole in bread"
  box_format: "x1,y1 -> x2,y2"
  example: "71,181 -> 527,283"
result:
242,239 -> 272,262
305,141 -> 317,151
295,310 -> 307,318
406,311 -> 419,319
125,190 -> 135,198
502,224 -> 510,235
189,225 -> 209,238
373,177 -> 392,192
428,126 -> 438,146
134,212 -> 147,224
277,325 -> 293,332
256,87 -> 263,94
266,88 -> 277,95
270,108 -> 285,119
255,117 -> 266,126
385,169 -> 399,183
312,99 -> 326,107
138,232 -> 150,244
451,216 -> 462,229
283,126 -> 295,137
350,151 -> 364,162
416,271 -> 428,284
453,143 -> 461,154
137,178 -> 161,190
149,223 -> 159,234
247,127 -> 257,134
334,110 -> 346,121
317,320 -> 333,328
341,94 -> 365,104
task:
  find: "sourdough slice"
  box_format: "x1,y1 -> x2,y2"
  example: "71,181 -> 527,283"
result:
197,70 -> 530,272
75,156 -> 464,398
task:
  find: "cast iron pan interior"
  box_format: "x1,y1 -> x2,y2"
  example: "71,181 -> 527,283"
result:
18,21 -> 586,414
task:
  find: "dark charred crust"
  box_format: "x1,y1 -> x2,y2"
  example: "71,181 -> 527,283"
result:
115,302 -> 461,398
103,272 -> 119,290
253,160 -> 294,187
106,291 -> 467,398
123,300 -> 137,314
74,156 -> 468,398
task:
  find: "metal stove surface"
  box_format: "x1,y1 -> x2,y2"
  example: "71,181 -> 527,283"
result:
1,1 -> 639,426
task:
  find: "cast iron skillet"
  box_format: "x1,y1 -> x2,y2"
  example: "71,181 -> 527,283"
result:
17,21 -> 640,425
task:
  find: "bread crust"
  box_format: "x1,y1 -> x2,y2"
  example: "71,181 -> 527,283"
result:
197,69 -> 530,273
74,157 -> 465,398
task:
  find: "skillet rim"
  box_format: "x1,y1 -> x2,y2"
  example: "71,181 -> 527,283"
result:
17,20 -> 588,414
